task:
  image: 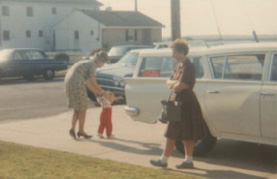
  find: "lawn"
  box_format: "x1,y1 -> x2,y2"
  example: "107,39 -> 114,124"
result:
0,141 -> 203,179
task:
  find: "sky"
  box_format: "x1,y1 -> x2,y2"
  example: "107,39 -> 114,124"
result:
97,0 -> 277,38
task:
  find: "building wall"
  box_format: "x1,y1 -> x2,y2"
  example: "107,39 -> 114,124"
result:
54,11 -> 102,53
0,1 -> 100,50
102,28 -> 162,49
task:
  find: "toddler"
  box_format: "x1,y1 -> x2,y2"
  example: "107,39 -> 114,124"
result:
96,91 -> 115,139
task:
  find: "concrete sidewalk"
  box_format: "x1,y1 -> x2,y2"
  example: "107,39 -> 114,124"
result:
0,105 -> 276,179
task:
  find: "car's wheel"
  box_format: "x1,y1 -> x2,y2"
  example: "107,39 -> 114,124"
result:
43,69 -> 55,80
87,88 -> 96,102
175,128 -> 217,157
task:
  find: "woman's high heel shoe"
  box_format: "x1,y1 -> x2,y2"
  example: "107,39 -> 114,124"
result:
69,129 -> 76,139
77,131 -> 92,139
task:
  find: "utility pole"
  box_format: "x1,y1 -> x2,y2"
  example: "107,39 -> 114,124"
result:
171,0 -> 181,41
135,0 -> 137,11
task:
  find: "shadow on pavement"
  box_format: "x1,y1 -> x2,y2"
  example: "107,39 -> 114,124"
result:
170,168 -> 268,179
76,137 -> 163,156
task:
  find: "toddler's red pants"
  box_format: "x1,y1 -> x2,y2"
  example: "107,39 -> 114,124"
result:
98,108 -> 112,137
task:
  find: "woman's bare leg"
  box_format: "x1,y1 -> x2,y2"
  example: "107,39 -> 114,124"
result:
183,140 -> 194,157
71,110 -> 79,131
78,110 -> 87,133
183,140 -> 195,163
163,138 -> 176,157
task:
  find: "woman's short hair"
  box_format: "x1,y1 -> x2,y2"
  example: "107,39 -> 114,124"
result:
170,39 -> 189,56
90,48 -> 109,63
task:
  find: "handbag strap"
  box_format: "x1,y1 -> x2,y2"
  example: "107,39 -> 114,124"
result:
167,91 -> 181,103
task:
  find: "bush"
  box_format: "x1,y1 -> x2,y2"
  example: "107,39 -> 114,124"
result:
54,53 -> 70,64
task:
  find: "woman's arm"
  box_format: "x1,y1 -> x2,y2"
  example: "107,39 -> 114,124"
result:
172,81 -> 189,92
166,80 -> 177,89
85,77 -> 107,97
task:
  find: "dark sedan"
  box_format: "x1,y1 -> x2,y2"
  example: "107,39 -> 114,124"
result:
87,49 -> 145,101
0,48 -> 67,80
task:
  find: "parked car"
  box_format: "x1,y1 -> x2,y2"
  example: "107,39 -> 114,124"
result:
87,49 -> 155,101
108,45 -> 153,63
0,48 -> 67,80
124,43 -> 277,156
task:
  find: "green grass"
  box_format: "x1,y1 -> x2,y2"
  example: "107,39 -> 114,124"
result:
0,141 -> 203,179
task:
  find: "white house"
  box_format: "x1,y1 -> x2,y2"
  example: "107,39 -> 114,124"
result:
0,0 -> 102,51
0,0 -> 163,52
54,10 -> 164,52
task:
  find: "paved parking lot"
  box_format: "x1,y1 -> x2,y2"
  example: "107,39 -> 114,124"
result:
0,105 -> 276,179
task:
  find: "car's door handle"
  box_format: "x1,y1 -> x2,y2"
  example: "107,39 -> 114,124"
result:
207,90 -> 220,94
260,92 -> 275,96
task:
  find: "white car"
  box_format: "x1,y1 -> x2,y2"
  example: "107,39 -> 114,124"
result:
124,43 -> 277,156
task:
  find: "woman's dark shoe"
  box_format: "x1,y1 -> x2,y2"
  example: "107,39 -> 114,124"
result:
77,131 -> 92,139
176,161 -> 194,169
150,159 -> 168,168
69,129 -> 76,139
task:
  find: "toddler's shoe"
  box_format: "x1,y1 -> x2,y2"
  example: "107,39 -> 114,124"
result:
97,133 -> 105,139
107,135 -> 116,139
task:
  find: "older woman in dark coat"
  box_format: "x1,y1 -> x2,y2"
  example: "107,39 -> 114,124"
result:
150,39 -> 207,169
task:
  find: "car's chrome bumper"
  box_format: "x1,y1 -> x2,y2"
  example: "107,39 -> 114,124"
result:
125,106 -> 140,116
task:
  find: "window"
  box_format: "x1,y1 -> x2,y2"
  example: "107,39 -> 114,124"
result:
52,7 -> 56,14
74,31 -> 79,40
2,6 -> 9,16
210,56 -> 225,79
3,31 -> 10,41
26,31 -> 31,38
13,52 -> 24,60
22,50 -> 45,60
30,51 -> 46,60
139,57 -> 177,77
125,29 -> 137,41
270,55 -> 277,81
210,54 -> 265,80
90,30 -> 94,36
39,30 -> 43,37
26,7 -> 33,17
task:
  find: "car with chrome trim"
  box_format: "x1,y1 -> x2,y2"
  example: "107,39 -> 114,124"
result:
124,43 -> 277,156
87,49 -> 154,101
0,48 -> 67,80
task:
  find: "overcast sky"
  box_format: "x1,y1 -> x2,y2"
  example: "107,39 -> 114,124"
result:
97,0 -> 277,38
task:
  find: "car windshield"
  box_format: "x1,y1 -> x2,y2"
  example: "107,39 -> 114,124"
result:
117,52 -> 138,66
0,50 -> 12,62
108,47 -> 129,56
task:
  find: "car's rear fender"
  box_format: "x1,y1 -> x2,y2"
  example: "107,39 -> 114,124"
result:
124,77 -> 219,138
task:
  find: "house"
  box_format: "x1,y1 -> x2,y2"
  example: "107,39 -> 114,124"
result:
0,0 -> 102,51
0,0 -> 164,52
54,10 -> 164,52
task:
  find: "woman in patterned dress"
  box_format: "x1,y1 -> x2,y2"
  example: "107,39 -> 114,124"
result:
65,50 -> 109,139
150,39 -> 207,169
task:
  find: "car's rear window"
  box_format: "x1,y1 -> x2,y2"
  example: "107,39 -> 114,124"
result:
139,57 -> 177,77
210,54 -> 265,81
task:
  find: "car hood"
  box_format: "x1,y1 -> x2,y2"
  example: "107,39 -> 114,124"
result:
97,63 -> 135,78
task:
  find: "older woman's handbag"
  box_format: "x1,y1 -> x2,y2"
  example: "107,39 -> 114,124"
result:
158,93 -> 182,123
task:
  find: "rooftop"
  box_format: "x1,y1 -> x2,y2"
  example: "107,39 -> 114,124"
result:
82,10 -> 164,28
